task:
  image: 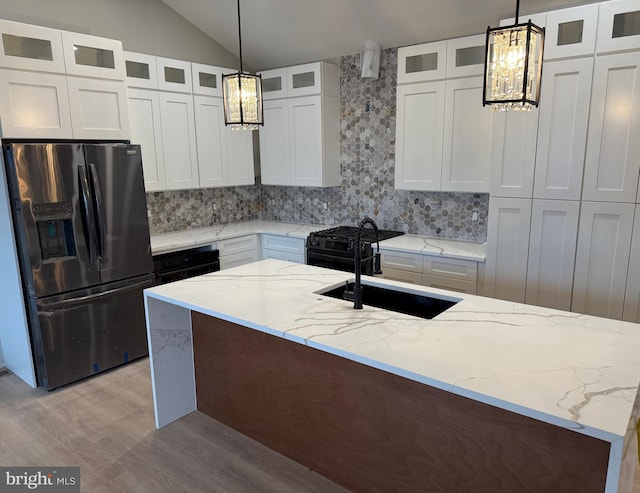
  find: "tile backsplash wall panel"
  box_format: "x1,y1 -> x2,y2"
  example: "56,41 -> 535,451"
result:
261,48 -> 489,241
146,186 -> 260,235
148,48 -> 489,241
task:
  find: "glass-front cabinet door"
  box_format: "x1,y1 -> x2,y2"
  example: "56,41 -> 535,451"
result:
192,62 -> 223,97
259,67 -> 287,100
286,62 -> 322,97
61,31 -> 125,80
156,56 -> 192,93
0,20 -> 65,73
397,41 -> 447,84
597,0 -> 640,53
545,4 -> 599,59
124,51 -> 158,89
445,34 -> 486,78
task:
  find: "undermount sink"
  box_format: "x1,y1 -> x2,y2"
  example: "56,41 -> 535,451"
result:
319,281 -> 459,319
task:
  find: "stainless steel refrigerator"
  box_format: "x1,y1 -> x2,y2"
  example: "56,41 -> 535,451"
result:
3,141 -> 154,390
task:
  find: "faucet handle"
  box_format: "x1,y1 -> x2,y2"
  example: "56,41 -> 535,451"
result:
373,252 -> 382,275
343,280 -> 355,301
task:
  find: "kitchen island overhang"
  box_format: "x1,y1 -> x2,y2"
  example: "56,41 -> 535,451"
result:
144,259 -> 640,493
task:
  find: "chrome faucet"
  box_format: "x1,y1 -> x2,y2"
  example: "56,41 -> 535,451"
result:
343,216 -> 382,309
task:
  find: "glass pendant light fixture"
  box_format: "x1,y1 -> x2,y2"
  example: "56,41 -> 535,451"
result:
223,0 -> 264,129
483,0 -> 545,111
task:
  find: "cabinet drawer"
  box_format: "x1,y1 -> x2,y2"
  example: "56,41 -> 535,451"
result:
219,250 -> 259,270
380,250 -> 423,272
262,248 -> 305,264
261,234 -> 305,254
423,256 -> 477,282
381,267 -> 423,285
423,274 -> 477,294
218,235 -> 258,256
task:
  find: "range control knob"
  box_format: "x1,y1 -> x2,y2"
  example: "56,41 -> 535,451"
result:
308,236 -> 320,247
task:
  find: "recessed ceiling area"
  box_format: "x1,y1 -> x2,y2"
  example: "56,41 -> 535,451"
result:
161,0 -> 604,71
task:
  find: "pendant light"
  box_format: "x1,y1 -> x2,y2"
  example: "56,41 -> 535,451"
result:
223,0 -> 264,129
483,0 -> 545,111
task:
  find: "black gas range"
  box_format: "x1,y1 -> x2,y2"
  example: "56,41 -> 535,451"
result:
306,225 -> 405,274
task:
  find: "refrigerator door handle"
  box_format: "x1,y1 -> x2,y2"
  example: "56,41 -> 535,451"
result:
78,163 -> 98,265
88,163 -> 106,262
36,278 -> 154,315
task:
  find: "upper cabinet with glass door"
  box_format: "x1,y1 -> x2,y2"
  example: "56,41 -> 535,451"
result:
544,4 -> 599,59
192,63 -> 223,97
124,51 -> 158,89
445,34 -> 486,78
597,0 -> 640,53
0,20 -> 65,73
259,62 -> 338,100
156,56 -> 192,93
61,31 -> 125,80
398,41 -> 447,84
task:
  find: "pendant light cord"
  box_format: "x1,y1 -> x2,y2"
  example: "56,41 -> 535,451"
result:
236,0 -> 244,73
515,0 -> 520,24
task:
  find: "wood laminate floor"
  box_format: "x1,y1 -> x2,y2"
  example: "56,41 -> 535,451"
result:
0,358 -> 348,492
0,358 -> 638,492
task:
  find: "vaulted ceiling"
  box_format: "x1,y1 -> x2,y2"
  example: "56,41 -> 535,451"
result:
161,0 -> 603,71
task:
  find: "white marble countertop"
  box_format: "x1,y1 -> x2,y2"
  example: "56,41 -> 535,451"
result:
378,233 -> 486,261
150,220 -> 487,261
145,259 -> 640,492
150,220 -> 320,254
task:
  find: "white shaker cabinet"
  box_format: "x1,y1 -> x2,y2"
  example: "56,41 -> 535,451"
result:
441,76 -> 492,192
397,41 -> 447,84
258,62 -> 339,187
225,127 -> 255,186
489,110 -> 539,198
533,58 -> 593,200
582,52 -> 640,203
193,94 -> 254,188
484,197 -> 532,302
394,81 -> 445,190
124,51 -> 158,89
66,77 -> 130,140
158,92 -> 199,190
623,204 -> 640,323
128,88 -> 165,191
596,0 -> 640,54
193,95 -> 226,188
0,20 -> 65,73
525,200 -> 580,311
260,234 -> 305,264
218,235 -> 259,270
571,201 -> 635,319
0,69 -> 72,138
191,63 -> 223,97
260,99 -> 291,185
61,31 -> 125,80
156,57 -> 192,93
544,4 -> 599,60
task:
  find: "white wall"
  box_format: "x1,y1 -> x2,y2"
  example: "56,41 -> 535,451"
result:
0,0 -> 240,67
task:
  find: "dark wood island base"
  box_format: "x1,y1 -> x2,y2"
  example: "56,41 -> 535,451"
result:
192,312 -> 610,492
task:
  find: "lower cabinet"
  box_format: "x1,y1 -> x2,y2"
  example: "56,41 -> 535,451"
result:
484,197 -> 532,302
525,200 -> 579,311
218,235 -> 259,270
571,201 -> 635,319
260,235 -> 305,264
380,249 -> 479,294
623,204 -> 640,323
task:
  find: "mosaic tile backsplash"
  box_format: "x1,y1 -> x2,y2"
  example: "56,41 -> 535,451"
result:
147,47 -> 489,241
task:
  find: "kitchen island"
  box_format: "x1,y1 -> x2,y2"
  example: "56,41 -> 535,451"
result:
144,259 -> 640,493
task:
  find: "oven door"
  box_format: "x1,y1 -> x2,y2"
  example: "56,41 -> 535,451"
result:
306,249 -> 372,275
